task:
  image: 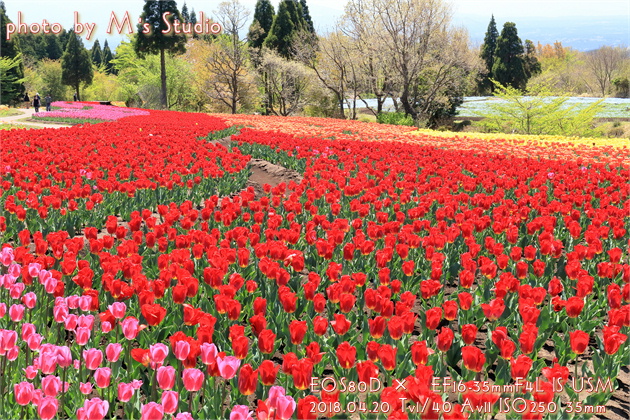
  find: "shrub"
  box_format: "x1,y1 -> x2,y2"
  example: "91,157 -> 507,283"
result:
376,111 -> 415,126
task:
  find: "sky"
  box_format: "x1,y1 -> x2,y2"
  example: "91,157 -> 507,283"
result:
3,0 -> 629,50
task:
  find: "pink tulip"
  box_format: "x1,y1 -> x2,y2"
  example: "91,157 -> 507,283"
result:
41,375 -> 62,397
83,348 -> 103,370
122,317 -> 140,340
149,343 -> 169,368
21,323 -> 36,341
217,356 -> 241,379
79,296 -> 92,311
8,263 -> 20,278
55,346 -> 73,368
7,345 -> 19,360
161,390 -> 179,414
182,368 -> 204,391
22,291 -> 37,308
38,352 -> 58,375
275,395 -> 296,420
105,343 -> 122,362
108,302 -> 126,319
66,295 -> 80,309
101,322 -> 113,333
156,365 -> 176,390
117,382 -> 134,402
131,379 -> 143,389
9,304 -> 25,321
267,386 -> 286,409
82,397 -> 110,420
43,276 -> 58,294
24,365 -> 38,379
174,341 -> 190,361
14,381 -> 35,405
37,396 -> 59,420
141,402 -> 164,420
200,343 -> 218,365
0,329 -> 17,351
80,382 -> 93,395
76,327 -> 91,346
31,389 -> 44,406
230,405 -> 253,420
28,262 -> 42,277
0,302 -> 6,318
27,333 -> 43,350
10,283 -> 25,299
78,315 -> 95,329
53,305 -> 69,323
94,367 -> 112,388
174,413 -> 194,420
0,247 -> 14,266
64,314 -> 78,331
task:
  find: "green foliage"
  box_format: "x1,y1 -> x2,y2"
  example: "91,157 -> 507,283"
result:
377,112 -> 415,126
479,15 -> 498,93
91,40 -> 103,67
523,39 -> 541,80
134,0 -> 187,57
612,77 -> 629,98
492,22 -> 527,90
248,0 -> 275,49
263,0 -> 306,58
475,81 -> 604,136
0,1 -> 25,103
36,59 -> 70,101
102,40 -> 114,74
61,30 -> 93,100
299,0 -> 315,34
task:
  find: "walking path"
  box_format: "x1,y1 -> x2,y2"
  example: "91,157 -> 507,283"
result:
0,108 -> 72,129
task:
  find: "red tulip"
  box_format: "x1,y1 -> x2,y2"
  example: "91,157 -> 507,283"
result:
510,354 -> 533,379
258,329 -> 276,354
259,360 -> 279,386
565,296 -> 584,318
141,303 -> 167,326
238,364 -> 258,395
436,327 -> 454,352
336,342 -> 356,369
461,324 -> 478,345
462,346 -> 485,372
289,320 -> 307,345
377,344 -> 397,370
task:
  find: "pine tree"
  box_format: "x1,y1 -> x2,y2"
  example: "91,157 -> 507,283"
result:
190,8 -> 198,39
135,0 -> 187,108
61,29 -> 94,101
479,15 -> 498,93
0,1 -> 25,104
492,22 -> 527,90
91,39 -> 103,67
182,2 -> 190,23
248,0 -> 275,49
299,0 -> 315,34
263,0 -> 306,58
102,40 -> 114,74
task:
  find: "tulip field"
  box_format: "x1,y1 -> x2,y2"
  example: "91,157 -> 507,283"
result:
0,105 -> 629,420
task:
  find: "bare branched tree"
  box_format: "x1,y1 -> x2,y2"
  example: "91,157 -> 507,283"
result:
585,46 -> 629,96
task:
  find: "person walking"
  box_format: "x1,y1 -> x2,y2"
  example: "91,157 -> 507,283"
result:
24,92 -> 30,109
45,94 -> 52,111
33,93 -> 41,113
73,92 -> 78,101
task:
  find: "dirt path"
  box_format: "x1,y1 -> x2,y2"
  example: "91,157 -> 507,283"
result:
0,108 -> 72,129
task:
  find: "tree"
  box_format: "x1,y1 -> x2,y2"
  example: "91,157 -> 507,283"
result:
44,34 -> 63,60
523,39 -> 541,80
135,0 -> 187,108
34,59 -> 70,101
189,8 -> 198,39
259,48 -> 313,116
476,81 -> 603,136
299,0 -> 315,34
248,0 -> 275,49
0,1 -> 25,104
479,15 -> 498,93
492,22 -> 527,90
263,0 -> 306,58
585,46 -> 629,96
102,40 -> 114,74
91,39 -> 103,67
182,2 -> 190,23
61,29 -> 93,101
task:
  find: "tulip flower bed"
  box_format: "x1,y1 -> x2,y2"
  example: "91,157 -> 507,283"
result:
1,110 -> 629,420
33,102 -> 151,124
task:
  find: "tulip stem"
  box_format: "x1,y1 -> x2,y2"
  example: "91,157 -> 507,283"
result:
60,366 -> 67,417
189,390 -> 194,413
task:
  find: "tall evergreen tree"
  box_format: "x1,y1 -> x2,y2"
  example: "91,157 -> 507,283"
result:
189,8 -> 198,39
91,39 -> 103,67
0,1 -> 25,103
248,0 -> 275,49
299,0 -> 315,34
181,2 -> 190,23
479,15 -> 498,93
61,29 -> 94,101
45,34 -> 63,60
492,22 -> 527,90
263,0 -> 306,58
135,0 -> 187,108
523,39 -> 541,80
102,40 -> 114,74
